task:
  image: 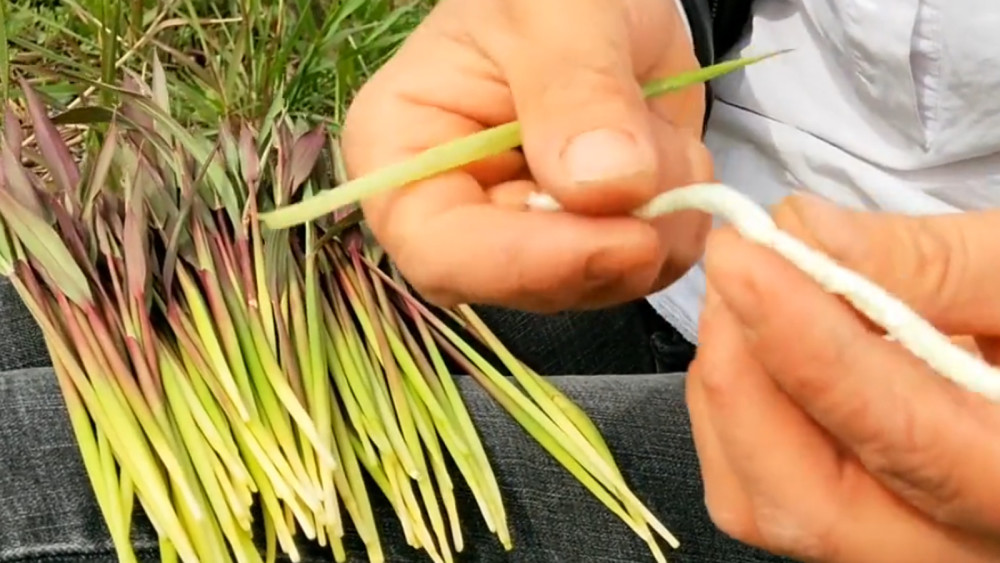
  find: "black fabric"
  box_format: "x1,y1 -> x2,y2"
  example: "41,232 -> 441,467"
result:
0,288 -> 784,563
473,300 -> 697,377
0,279 -> 48,372
708,0 -> 756,57
679,0 -> 756,61
679,0 -> 716,70
677,0 -> 756,133
0,367 -> 788,563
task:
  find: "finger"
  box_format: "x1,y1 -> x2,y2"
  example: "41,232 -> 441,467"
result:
341,23 -> 665,311
686,289 -> 760,546
486,179 -> 536,210
342,26 -> 522,182
646,116 -> 714,289
686,375 -> 766,544
695,318 -> 1000,563
771,194 -> 1000,335
637,15 -> 708,136
380,171 -> 662,311
693,282 -> 846,561
343,28 -> 525,231
484,0 -> 702,215
705,227 -> 1000,537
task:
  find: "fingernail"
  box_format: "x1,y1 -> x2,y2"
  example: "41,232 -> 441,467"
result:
562,128 -> 653,186
788,193 -> 865,257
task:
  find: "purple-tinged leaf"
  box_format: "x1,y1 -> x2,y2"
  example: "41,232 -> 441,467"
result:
151,51 -> 170,115
0,189 -> 92,305
43,192 -> 98,283
94,214 -> 118,260
220,123 -> 239,166
1,142 -> 49,221
239,124 -> 259,188
121,71 -> 153,99
161,187 -> 195,298
132,150 -> 176,230
218,124 -> 243,201
329,138 -> 360,224
19,79 -> 80,196
288,125 -> 326,196
121,75 -> 157,158
82,122 -> 119,217
123,195 -> 149,300
274,120 -> 293,203
4,104 -> 23,160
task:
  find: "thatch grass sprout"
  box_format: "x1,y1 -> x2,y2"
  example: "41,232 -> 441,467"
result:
0,42 -> 782,563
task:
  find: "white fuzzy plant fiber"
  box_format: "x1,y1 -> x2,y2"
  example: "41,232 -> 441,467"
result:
526,183 -> 1000,401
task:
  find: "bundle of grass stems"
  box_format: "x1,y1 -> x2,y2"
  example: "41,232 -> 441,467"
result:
0,62 -> 697,563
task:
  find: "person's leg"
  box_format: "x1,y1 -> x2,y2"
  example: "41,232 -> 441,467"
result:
1,277 -> 780,562
472,301 -> 697,376
0,366 -> 785,563
0,279 -> 48,372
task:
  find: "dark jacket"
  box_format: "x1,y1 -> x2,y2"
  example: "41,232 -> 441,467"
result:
679,0 -> 755,126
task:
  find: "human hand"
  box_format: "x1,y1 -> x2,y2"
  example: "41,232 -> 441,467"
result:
341,0 -> 713,312
687,194 -> 1000,562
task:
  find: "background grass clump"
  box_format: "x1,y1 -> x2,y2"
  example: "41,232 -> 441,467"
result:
4,0 -> 433,124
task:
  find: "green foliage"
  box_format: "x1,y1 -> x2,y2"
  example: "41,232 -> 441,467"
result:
0,4 -> 779,562
5,0 -> 435,122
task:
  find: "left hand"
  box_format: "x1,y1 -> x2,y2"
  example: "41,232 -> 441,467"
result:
687,193 -> 1000,562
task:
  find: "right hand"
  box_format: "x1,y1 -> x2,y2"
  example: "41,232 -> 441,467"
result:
689,197 -> 1000,562
342,0 -> 715,312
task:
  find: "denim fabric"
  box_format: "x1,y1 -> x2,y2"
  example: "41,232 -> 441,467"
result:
473,302 -> 698,376
0,289 -> 787,563
0,279 -> 48,372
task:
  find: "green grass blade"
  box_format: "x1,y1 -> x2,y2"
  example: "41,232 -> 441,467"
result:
260,53 -> 784,228
0,0 -> 9,102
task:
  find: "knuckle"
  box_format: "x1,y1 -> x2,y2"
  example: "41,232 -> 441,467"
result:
770,195 -> 826,251
906,218 -> 970,313
705,492 -> 839,562
403,264 -> 462,308
705,497 -> 757,545
420,289 -> 461,309
407,271 -> 456,308
390,245 -> 454,305
753,503 -> 839,562
859,402 -> 962,519
771,197 -> 810,237
579,65 -> 638,104
691,348 -> 730,404
751,318 -> 856,403
688,331 -> 732,402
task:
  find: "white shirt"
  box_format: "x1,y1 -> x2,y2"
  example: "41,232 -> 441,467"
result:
650,0 -> 1000,343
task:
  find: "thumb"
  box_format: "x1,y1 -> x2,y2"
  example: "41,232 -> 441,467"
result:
773,194 -> 1000,335
490,0 -> 703,216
